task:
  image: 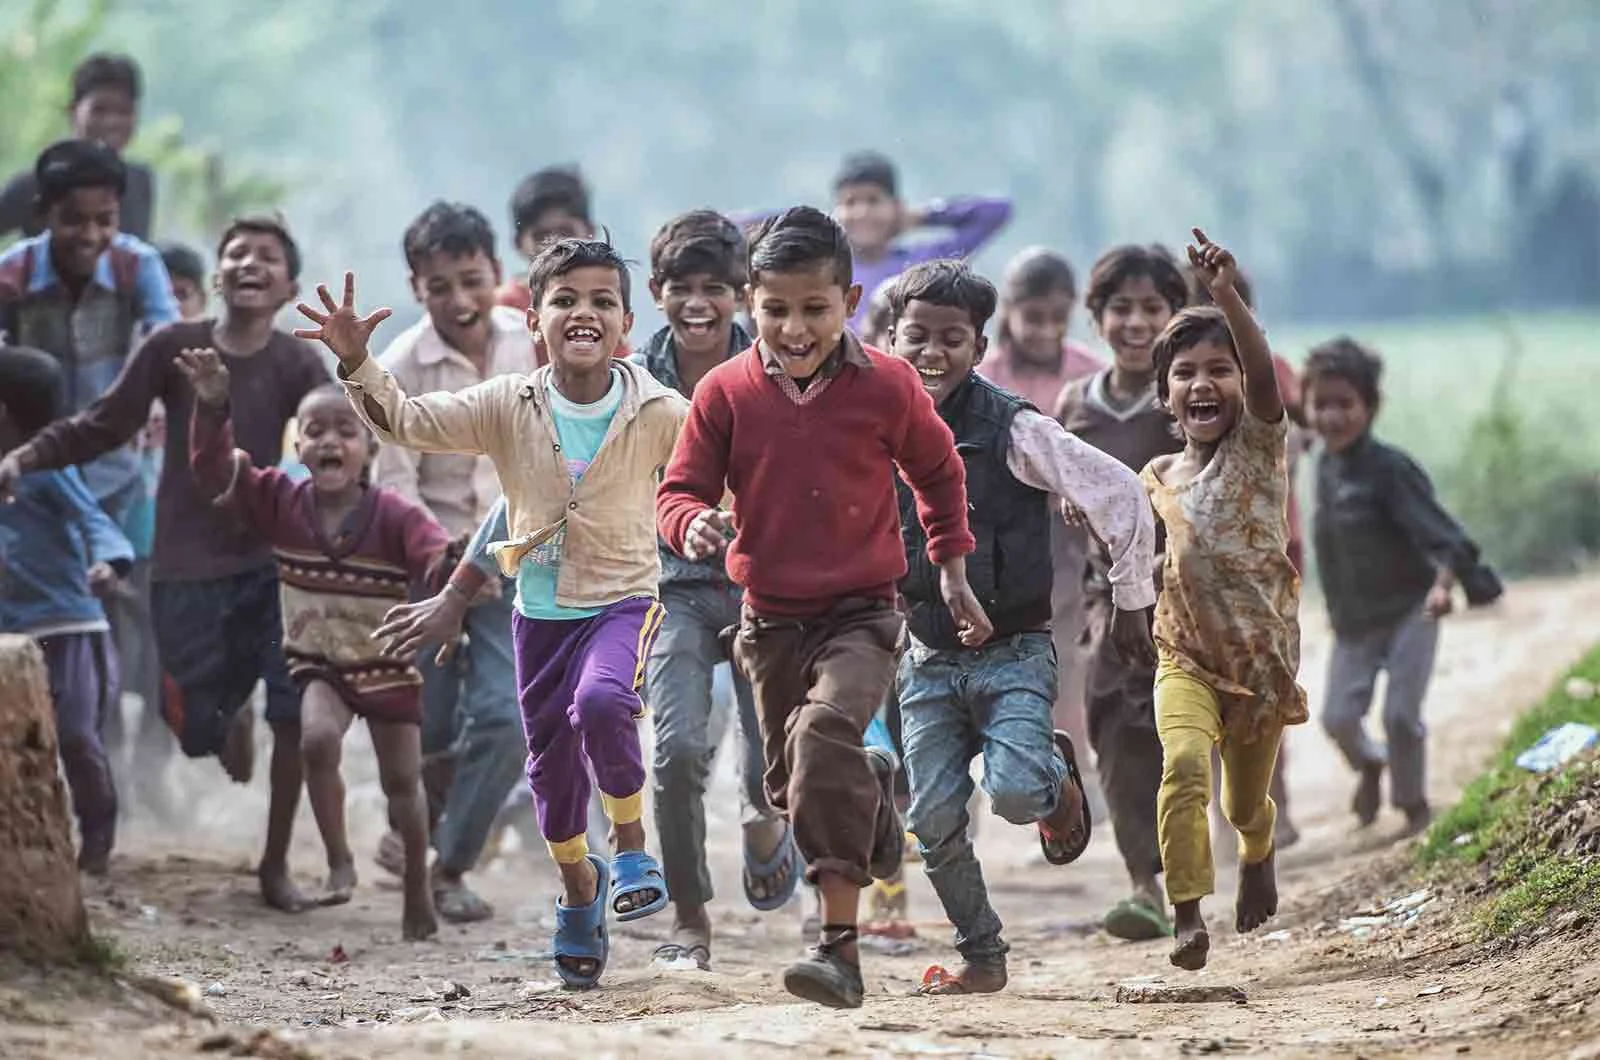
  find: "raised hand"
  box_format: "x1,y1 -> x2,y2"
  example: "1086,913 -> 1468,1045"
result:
1186,227 -> 1240,297
293,272 -> 392,370
175,347 -> 231,407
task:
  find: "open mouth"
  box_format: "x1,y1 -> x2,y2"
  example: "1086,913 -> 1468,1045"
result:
917,366 -> 948,386
233,275 -> 269,293
1186,399 -> 1222,424
776,342 -> 817,362
453,310 -> 482,329
679,316 -> 718,338
564,325 -> 603,351
314,453 -> 345,472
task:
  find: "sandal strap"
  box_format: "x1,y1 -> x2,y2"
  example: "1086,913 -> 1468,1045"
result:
818,923 -> 860,953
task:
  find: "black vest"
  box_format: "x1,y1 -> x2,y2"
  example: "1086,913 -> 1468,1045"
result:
897,374 -> 1054,649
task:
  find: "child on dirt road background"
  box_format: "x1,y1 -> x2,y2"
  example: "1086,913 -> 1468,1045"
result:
182,348 -> 453,939
1140,229 -> 1306,973
884,258 -> 1157,996
301,239 -> 686,990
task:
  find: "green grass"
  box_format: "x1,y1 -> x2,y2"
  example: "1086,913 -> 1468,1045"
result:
1418,643 -> 1600,937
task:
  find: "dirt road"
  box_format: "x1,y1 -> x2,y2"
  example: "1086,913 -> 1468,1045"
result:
6,575 -> 1600,1059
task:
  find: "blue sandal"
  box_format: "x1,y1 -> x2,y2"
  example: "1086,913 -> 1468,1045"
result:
610,849 -> 669,922
553,854 -> 611,990
742,821 -> 801,912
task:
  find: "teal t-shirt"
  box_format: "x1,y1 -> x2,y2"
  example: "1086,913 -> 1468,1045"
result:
514,367 -> 623,620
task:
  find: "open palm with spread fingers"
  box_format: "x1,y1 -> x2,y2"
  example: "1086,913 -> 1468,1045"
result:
294,272 -> 392,370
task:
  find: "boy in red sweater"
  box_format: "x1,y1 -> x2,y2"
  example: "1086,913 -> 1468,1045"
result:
657,206 -> 990,1009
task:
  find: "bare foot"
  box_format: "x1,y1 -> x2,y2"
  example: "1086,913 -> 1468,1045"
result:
258,863 -> 312,913
1235,848 -> 1278,933
673,903 -> 713,951
220,705 -> 256,785
1170,899 -> 1210,971
403,884 -> 439,941
319,860 -> 358,906
918,959 -> 1008,995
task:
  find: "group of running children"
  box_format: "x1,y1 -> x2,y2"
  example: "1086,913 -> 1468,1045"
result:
0,51 -> 1507,1010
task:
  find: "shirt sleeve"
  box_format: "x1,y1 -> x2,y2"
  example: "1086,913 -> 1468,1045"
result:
58,468 -> 134,573
392,495 -> 452,588
656,382 -> 732,556
465,495 -> 509,577
1007,409 -> 1157,611
189,398 -> 297,539
26,330 -> 171,471
914,196 -> 1013,260
134,244 -> 181,332
887,361 -> 974,564
0,171 -> 35,238
340,356 -> 501,457
1381,446 -> 1479,574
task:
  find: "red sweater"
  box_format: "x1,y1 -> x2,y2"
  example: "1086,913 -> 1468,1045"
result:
657,344 -> 974,616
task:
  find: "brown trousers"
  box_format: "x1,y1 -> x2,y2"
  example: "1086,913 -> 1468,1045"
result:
731,597 -> 904,887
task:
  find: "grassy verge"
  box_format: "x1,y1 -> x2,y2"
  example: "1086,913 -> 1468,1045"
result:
1419,643 -> 1600,938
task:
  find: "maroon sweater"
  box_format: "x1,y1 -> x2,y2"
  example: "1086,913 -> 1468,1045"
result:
657,344 -> 974,616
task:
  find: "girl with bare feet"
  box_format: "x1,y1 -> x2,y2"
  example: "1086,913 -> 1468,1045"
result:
1140,231 -> 1307,972
183,351 -> 451,939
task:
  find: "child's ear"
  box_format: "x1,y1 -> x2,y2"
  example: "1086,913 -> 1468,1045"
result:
526,307 -> 539,336
648,278 -> 664,311
409,273 -> 426,305
621,309 -> 635,338
972,334 -> 989,365
844,283 -> 863,319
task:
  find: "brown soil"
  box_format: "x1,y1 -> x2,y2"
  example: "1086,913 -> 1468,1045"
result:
5,575 -> 1600,1059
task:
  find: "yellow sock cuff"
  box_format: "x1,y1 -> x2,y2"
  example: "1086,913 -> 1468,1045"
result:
547,834 -> 590,865
601,790 -> 644,826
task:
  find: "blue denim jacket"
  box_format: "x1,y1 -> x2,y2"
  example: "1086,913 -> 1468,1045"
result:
0,467 -> 134,636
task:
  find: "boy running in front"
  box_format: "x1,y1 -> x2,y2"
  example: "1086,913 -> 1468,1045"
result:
298,239 -> 685,989
885,260 -> 1157,995
657,206 -> 989,1009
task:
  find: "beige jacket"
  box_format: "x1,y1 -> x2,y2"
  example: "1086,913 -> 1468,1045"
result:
342,356 -> 688,608
372,306 -> 536,536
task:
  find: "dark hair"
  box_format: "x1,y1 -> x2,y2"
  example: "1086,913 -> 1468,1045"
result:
887,259 -> 999,333
158,241 -> 206,286
1188,265 -> 1255,310
833,150 -> 898,198
998,246 -> 1077,347
1151,306 -> 1235,402
71,53 -> 142,106
403,200 -> 498,273
1304,336 -> 1383,412
216,214 -> 303,282
1084,244 -> 1189,322
0,346 -> 66,437
748,206 -> 854,288
34,139 -> 125,207
510,166 -> 591,237
649,209 -> 747,287
527,238 -> 632,313
863,277 -> 896,343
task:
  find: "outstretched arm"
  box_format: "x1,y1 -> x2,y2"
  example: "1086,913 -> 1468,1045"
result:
1187,228 -> 1282,424
913,196 -> 1013,260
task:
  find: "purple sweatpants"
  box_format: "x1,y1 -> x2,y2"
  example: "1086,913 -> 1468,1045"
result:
40,631 -> 120,855
512,597 -> 663,843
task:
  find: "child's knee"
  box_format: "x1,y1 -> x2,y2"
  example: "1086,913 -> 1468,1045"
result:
300,724 -> 343,772
571,678 -> 637,732
987,776 -> 1055,826
1161,743 -> 1211,796
906,797 -> 967,853
378,762 -> 422,802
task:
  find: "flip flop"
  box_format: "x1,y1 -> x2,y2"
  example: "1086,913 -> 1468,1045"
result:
609,849 -> 669,922
553,854 -> 610,990
651,941 -> 711,971
1038,730 -> 1092,866
1103,896 -> 1173,940
742,821 -> 801,912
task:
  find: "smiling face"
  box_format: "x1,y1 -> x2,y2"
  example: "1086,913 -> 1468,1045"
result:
652,271 -> 741,360
1165,338 -> 1243,445
529,265 -> 632,373
411,248 -> 501,355
749,264 -> 860,381
1098,274 -> 1177,375
892,299 -> 986,407
217,229 -> 296,314
833,181 -> 901,258
1306,374 -> 1373,454
1004,291 -> 1073,367
45,187 -> 120,282
70,86 -> 137,153
295,390 -> 371,496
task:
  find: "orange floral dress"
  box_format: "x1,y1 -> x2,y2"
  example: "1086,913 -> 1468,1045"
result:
1139,410 -> 1308,739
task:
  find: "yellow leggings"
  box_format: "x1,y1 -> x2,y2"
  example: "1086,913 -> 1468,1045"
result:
1155,652 -> 1282,905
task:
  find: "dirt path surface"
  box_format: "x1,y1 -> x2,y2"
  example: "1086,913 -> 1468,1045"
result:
6,575 -> 1600,1060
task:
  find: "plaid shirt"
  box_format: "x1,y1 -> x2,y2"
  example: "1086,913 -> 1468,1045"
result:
757,331 -> 875,405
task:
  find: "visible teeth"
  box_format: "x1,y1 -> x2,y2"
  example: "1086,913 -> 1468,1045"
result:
918,368 -> 945,377
566,327 -> 600,340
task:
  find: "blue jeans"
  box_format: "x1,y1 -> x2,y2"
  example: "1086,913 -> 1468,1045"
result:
419,581 -> 527,874
899,631 -> 1063,962
648,580 -> 776,907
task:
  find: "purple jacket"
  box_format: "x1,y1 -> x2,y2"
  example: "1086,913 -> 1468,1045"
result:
732,196 -> 1012,331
